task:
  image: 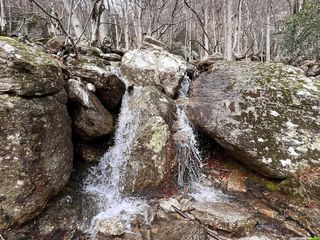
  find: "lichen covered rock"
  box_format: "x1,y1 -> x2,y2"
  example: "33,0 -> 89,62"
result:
0,92 -> 72,229
122,86 -> 177,193
187,61 -> 320,178
121,48 -> 187,98
0,37 -> 63,96
67,79 -> 114,140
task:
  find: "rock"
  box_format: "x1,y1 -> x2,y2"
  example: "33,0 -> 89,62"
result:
75,139 -> 111,162
122,86 -> 177,193
191,202 -> 256,233
306,63 -> 320,77
69,63 -> 126,111
196,53 -> 224,72
149,220 -> 209,240
67,55 -> 111,69
227,170 -> 247,193
97,217 -> 125,237
77,45 -> 102,57
100,53 -> 122,62
0,36 -> 64,96
67,79 -> 114,140
170,41 -> 188,59
159,198 -> 181,213
46,36 -> 65,54
283,221 -> 311,237
0,38 -> 72,229
142,35 -> 170,51
0,93 -> 73,230
187,62 -> 320,178
121,48 -> 187,98
237,236 -> 271,240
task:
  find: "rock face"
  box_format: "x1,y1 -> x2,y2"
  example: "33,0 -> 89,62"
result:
67,79 -> 114,140
123,86 -> 177,193
0,37 -> 72,229
187,62 -> 320,178
121,45 -> 187,98
69,63 -> 126,111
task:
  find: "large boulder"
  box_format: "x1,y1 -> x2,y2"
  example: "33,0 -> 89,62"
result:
69,63 -> 125,111
121,47 -> 187,98
187,61 -> 320,178
0,37 -> 63,96
0,37 -> 72,229
67,79 -> 114,140
123,86 -> 177,193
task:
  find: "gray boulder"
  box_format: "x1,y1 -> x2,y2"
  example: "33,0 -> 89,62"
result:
0,37 -> 72,229
187,61 -> 320,178
121,47 -> 187,98
122,86 -> 177,193
67,79 -> 114,140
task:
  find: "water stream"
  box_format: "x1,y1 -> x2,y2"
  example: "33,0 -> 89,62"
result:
83,87 -> 148,237
83,75 -> 224,237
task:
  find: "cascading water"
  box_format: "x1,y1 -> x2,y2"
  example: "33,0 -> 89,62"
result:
175,75 -> 226,201
83,86 -> 148,237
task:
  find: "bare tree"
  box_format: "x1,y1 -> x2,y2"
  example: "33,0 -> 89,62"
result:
0,0 -> 6,34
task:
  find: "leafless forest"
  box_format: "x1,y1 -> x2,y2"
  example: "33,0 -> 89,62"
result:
0,0 -> 312,61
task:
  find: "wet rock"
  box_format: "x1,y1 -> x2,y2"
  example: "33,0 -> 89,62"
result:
191,202 -> 256,233
121,47 -> 187,98
67,55 -> 111,69
75,139 -> 111,162
122,86 -> 177,193
159,198 -> 181,213
0,36 -> 64,96
67,79 -> 114,140
100,53 -> 122,62
69,63 -> 125,111
97,217 -> 125,237
149,220 -> 209,240
187,62 -> 320,178
227,170 -> 247,193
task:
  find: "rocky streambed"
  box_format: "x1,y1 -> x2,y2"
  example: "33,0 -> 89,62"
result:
0,36 -> 319,240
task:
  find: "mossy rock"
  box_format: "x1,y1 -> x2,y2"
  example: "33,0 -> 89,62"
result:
187,61 -> 320,178
0,37 -> 63,96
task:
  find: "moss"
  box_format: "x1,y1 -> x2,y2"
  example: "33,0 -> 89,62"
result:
264,180 -> 280,192
0,36 -> 59,67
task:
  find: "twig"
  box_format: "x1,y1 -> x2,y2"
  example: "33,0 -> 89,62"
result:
171,205 -> 228,240
29,0 -> 79,58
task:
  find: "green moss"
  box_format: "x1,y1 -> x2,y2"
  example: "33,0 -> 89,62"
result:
264,181 -> 280,192
0,36 -> 59,67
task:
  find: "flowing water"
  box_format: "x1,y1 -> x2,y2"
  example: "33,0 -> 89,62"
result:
83,75 -> 224,237
83,87 -> 148,237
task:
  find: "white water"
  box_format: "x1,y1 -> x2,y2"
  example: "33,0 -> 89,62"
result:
176,75 -> 226,201
83,87 -> 148,237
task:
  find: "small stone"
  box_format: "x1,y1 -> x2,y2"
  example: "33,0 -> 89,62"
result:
97,217 -> 125,237
159,198 -> 181,213
257,208 -> 277,218
283,221 -> 311,237
227,170 -> 247,192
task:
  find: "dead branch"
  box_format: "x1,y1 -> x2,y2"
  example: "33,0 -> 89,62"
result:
29,0 -> 79,58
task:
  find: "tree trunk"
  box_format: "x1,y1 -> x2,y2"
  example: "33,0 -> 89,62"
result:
266,2 -> 271,63
0,0 -> 6,35
204,0 -> 209,57
63,0 -> 82,38
91,0 -> 103,45
225,0 -> 233,60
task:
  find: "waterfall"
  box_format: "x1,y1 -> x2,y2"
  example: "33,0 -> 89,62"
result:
83,87 -> 147,236
175,75 -> 203,186
175,75 -> 226,202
